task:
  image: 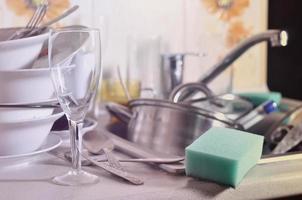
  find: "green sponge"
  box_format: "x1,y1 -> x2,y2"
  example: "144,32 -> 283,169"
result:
239,92 -> 282,106
185,127 -> 264,187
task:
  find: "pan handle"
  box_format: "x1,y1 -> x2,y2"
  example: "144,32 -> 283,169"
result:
169,82 -> 214,103
106,102 -> 132,124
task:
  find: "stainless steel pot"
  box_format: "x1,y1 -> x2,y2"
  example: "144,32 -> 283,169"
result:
106,98 -> 240,156
169,82 -> 254,121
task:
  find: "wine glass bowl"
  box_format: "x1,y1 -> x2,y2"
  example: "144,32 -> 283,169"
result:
48,28 -> 101,186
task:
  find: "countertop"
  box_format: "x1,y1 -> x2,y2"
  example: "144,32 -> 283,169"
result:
1,145 -> 302,200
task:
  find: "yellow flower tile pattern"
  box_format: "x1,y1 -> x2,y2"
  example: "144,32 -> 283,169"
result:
202,0 -> 250,21
202,0 -> 252,48
200,0 -> 267,91
6,0 -> 70,24
226,21 -> 251,48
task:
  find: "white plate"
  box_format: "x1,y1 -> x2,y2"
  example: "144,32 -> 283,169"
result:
0,98 -> 58,106
0,134 -> 62,168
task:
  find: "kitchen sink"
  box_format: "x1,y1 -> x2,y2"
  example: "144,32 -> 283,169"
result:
104,97 -> 302,173
246,98 -> 302,156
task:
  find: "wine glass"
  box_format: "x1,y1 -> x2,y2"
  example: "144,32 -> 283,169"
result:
48,27 -> 102,186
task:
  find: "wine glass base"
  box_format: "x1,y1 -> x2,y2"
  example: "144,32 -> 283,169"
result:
53,170 -> 99,186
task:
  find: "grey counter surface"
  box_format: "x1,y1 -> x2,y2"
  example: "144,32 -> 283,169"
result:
1,145 -> 302,200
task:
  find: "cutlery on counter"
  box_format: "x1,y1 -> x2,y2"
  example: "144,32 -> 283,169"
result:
103,130 -> 186,174
80,152 -> 144,185
51,150 -> 143,185
68,130 -> 144,185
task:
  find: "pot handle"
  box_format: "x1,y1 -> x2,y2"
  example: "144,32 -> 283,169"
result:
106,102 -> 132,124
169,82 -> 214,103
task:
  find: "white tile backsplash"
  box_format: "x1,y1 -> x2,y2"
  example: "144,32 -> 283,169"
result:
90,0 -> 185,72
0,0 -> 267,92
87,0 -> 267,92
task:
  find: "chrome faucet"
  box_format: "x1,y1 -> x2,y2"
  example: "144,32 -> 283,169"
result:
161,53 -> 201,98
176,30 -> 288,102
199,29 -> 288,84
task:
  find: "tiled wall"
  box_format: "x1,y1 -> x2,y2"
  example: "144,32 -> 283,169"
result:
183,0 -> 268,92
0,0 -> 268,92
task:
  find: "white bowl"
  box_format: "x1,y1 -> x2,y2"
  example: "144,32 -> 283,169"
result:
0,68 -> 55,104
0,111 -> 64,156
0,102 -> 55,121
0,27 -> 48,70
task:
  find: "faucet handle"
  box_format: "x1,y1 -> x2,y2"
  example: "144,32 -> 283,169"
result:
183,52 -> 206,57
161,52 -> 205,60
161,52 -> 205,98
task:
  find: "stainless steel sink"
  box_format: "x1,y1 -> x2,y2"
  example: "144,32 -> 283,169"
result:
105,97 -> 302,173
246,98 -> 302,156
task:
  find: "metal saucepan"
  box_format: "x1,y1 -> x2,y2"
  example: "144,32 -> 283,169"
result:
169,82 -> 254,120
106,97 -> 241,156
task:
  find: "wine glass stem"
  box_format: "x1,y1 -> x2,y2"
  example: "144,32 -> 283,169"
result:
68,119 -> 83,172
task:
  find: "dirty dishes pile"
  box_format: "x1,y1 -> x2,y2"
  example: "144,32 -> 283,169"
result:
0,27 -> 62,156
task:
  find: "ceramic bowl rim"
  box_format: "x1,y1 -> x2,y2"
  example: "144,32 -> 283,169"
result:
0,67 -> 50,73
0,111 -> 64,124
0,27 -> 49,46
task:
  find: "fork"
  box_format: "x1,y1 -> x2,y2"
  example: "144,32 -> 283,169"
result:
103,149 -> 125,170
8,0 -> 48,40
26,1 -> 47,28
80,153 -> 144,185
26,5 -> 79,38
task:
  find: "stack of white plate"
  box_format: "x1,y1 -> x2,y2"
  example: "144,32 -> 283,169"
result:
0,28 -> 63,159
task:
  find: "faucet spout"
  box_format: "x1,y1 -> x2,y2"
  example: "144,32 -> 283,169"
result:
199,29 -> 288,85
